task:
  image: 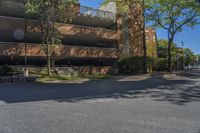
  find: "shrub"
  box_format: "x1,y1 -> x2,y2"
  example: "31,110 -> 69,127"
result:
153,58 -> 168,71
0,64 -> 14,76
117,56 -> 155,74
154,58 -> 177,71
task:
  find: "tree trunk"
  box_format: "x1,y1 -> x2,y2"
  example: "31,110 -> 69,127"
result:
167,38 -> 173,72
168,45 -> 171,72
143,29 -> 147,73
47,55 -> 51,76
51,59 -> 55,69
142,0 -> 147,74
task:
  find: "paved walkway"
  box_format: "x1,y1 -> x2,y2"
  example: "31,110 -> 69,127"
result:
0,70 -> 200,133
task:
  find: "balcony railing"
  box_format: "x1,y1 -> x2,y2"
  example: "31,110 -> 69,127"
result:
80,6 -> 116,20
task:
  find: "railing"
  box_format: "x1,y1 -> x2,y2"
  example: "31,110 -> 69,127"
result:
80,6 -> 116,20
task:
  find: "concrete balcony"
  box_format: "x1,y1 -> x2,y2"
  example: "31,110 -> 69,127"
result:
0,16 -> 117,47
0,42 -> 118,59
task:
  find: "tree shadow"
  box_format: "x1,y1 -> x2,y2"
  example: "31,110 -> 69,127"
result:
177,70 -> 200,79
0,71 -> 199,105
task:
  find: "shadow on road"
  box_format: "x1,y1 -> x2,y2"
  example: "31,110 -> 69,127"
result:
177,69 -> 200,78
0,70 -> 200,105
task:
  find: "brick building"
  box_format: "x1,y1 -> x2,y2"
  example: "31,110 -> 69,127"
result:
145,27 -> 158,58
0,0 -> 156,75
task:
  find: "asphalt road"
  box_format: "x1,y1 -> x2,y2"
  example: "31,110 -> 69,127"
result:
0,70 -> 200,133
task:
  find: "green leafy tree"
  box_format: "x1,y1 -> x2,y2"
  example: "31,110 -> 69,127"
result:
146,0 -> 200,72
25,0 -> 78,75
196,54 -> 200,64
157,39 -> 177,58
183,48 -> 196,66
157,39 -> 184,71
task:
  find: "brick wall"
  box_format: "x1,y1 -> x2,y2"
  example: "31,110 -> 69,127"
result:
27,66 -> 118,76
0,42 -> 118,59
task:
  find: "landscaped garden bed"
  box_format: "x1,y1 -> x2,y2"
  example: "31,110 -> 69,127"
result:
0,65 -> 37,83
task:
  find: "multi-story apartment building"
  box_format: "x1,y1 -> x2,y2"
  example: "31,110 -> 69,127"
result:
0,0 -> 157,75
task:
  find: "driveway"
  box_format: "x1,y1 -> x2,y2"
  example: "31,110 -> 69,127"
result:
0,70 -> 200,133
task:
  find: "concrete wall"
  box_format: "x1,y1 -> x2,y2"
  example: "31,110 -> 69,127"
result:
0,0 -> 24,18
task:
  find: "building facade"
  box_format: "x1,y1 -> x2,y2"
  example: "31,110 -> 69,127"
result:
0,0 -> 120,74
0,0 -> 156,75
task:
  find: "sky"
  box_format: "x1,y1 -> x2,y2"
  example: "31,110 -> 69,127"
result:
80,0 -> 200,54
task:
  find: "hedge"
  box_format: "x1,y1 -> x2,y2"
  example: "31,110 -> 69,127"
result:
117,56 -> 155,74
0,65 -> 14,76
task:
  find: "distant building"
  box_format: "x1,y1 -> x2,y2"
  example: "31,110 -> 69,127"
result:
145,27 -> 158,58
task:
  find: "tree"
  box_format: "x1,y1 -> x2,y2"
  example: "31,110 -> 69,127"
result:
104,0 -> 148,73
157,39 -> 177,58
194,0 -> 200,6
146,0 -> 200,72
25,0 -> 78,75
196,54 -> 200,64
183,48 -> 196,66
